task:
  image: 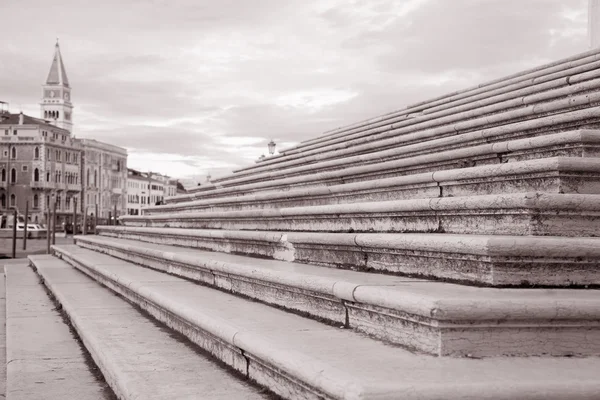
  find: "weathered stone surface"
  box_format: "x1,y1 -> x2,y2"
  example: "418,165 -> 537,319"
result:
124,192 -> 600,237
4,263 -> 110,400
45,245 -> 600,400
150,155 -> 600,214
28,254 -> 269,400
93,226 -> 600,286
64,237 -> 600,357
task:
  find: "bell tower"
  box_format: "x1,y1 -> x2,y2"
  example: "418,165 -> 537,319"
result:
40,39 -> 73,132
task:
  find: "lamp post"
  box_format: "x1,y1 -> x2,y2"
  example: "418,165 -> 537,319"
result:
268,139 -> 276,155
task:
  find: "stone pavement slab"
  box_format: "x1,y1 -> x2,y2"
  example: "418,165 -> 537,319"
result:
4,263 -> 112,400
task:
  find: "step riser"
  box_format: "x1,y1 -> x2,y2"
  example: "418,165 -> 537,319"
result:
148,170 -> 600,215
93,229 -> 600,287
125,209 -> 600,237
70,240 -> 600,358
53,250 -> 342,400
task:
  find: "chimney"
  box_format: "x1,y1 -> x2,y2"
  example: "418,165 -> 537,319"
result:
18,111 -> 24,125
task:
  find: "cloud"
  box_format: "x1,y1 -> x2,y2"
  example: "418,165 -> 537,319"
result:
0,0 -> 590,181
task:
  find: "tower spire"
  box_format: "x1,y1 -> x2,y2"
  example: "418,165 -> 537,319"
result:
46,40 -> 70,87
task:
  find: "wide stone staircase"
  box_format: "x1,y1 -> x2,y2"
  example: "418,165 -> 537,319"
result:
3,48 -> 600,399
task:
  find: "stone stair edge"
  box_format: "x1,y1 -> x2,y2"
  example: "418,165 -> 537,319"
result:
124,192 -> 600,222
46,246 -> 382,399
208,131 -> 600,190
91,226 -> 600,257
49,245 -> 600,392
167,105 -> 600,204
68,236 -> 600,322
28,254 -> 271,400
225,87 -> 600,186
152,154 -> 600,212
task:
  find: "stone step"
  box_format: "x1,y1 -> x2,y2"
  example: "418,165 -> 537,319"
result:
170,105 -> 600,204
126,192 -> 600,237
68,235 -> 600,357
211,130 -> 600,190
232,69 -> 600,180
27,254 -> 271,400
90,227 -> 600,287
3,263 -> 114,400
289,49 -> 600,153
48,245 -> 600,400
148,156 -> 600,214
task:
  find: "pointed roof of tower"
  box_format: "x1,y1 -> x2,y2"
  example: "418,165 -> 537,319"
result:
45,39 -> 70,87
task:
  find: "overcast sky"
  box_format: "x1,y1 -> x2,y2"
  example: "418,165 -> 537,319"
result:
0,0 -> 589,184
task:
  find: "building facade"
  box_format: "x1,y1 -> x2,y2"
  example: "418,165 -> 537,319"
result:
126,169 -> 177,215
0,112 -> 82,226
81,139 -> 127,221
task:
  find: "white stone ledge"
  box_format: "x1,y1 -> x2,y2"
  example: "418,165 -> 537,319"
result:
153,154 -> 600,214
126,192 -> 600,237
94,226 -> 600,287
55,246 -> 597,376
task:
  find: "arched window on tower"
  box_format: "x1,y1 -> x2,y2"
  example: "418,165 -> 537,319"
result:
34,147 -> 39,159
10,146 -> 16,159
33,194 -> 39,209
34,168 -> 39,182
10,168 -> 16,183
46,172 -> 50,182
1,168 -> 5,182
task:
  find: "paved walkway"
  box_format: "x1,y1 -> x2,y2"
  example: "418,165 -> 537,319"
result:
0,236 -> 75,259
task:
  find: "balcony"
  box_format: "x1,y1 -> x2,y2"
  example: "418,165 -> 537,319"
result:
31,181 -> 50,189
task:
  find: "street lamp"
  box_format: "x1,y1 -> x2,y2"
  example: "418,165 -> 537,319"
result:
268,139 -> 276,155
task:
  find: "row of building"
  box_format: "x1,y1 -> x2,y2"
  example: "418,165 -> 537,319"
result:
0,42 -> 181,227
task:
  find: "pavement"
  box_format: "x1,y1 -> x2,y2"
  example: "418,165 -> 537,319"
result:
0,235 -> 75,259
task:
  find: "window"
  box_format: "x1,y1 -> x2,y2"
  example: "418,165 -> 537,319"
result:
46,172 -> 50,182
1,169 -> 5,182
10,146 -> 16,159
87,169 -> 90,186
13,129 -> 17,135
34,147 -> 40,159
33,194 -> 39,208
34,168 -> 39,182
22,165 -> 28,172
4,130 -> 7,136
10,168 -> 16,183
9,194 -> 16,207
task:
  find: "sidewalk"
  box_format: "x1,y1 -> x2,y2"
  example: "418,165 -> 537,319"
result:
0,236 -> 74,259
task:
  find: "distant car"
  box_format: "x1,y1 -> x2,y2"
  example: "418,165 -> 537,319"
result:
15,223 -> 47,238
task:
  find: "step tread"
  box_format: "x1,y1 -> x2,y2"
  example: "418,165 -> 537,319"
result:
53,245 -> 600,399
78,234 -> 600,320
29,254 -> 271,400
4,263 -> 112,400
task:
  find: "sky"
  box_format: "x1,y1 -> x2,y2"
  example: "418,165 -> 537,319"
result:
0,0 -> 589,185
